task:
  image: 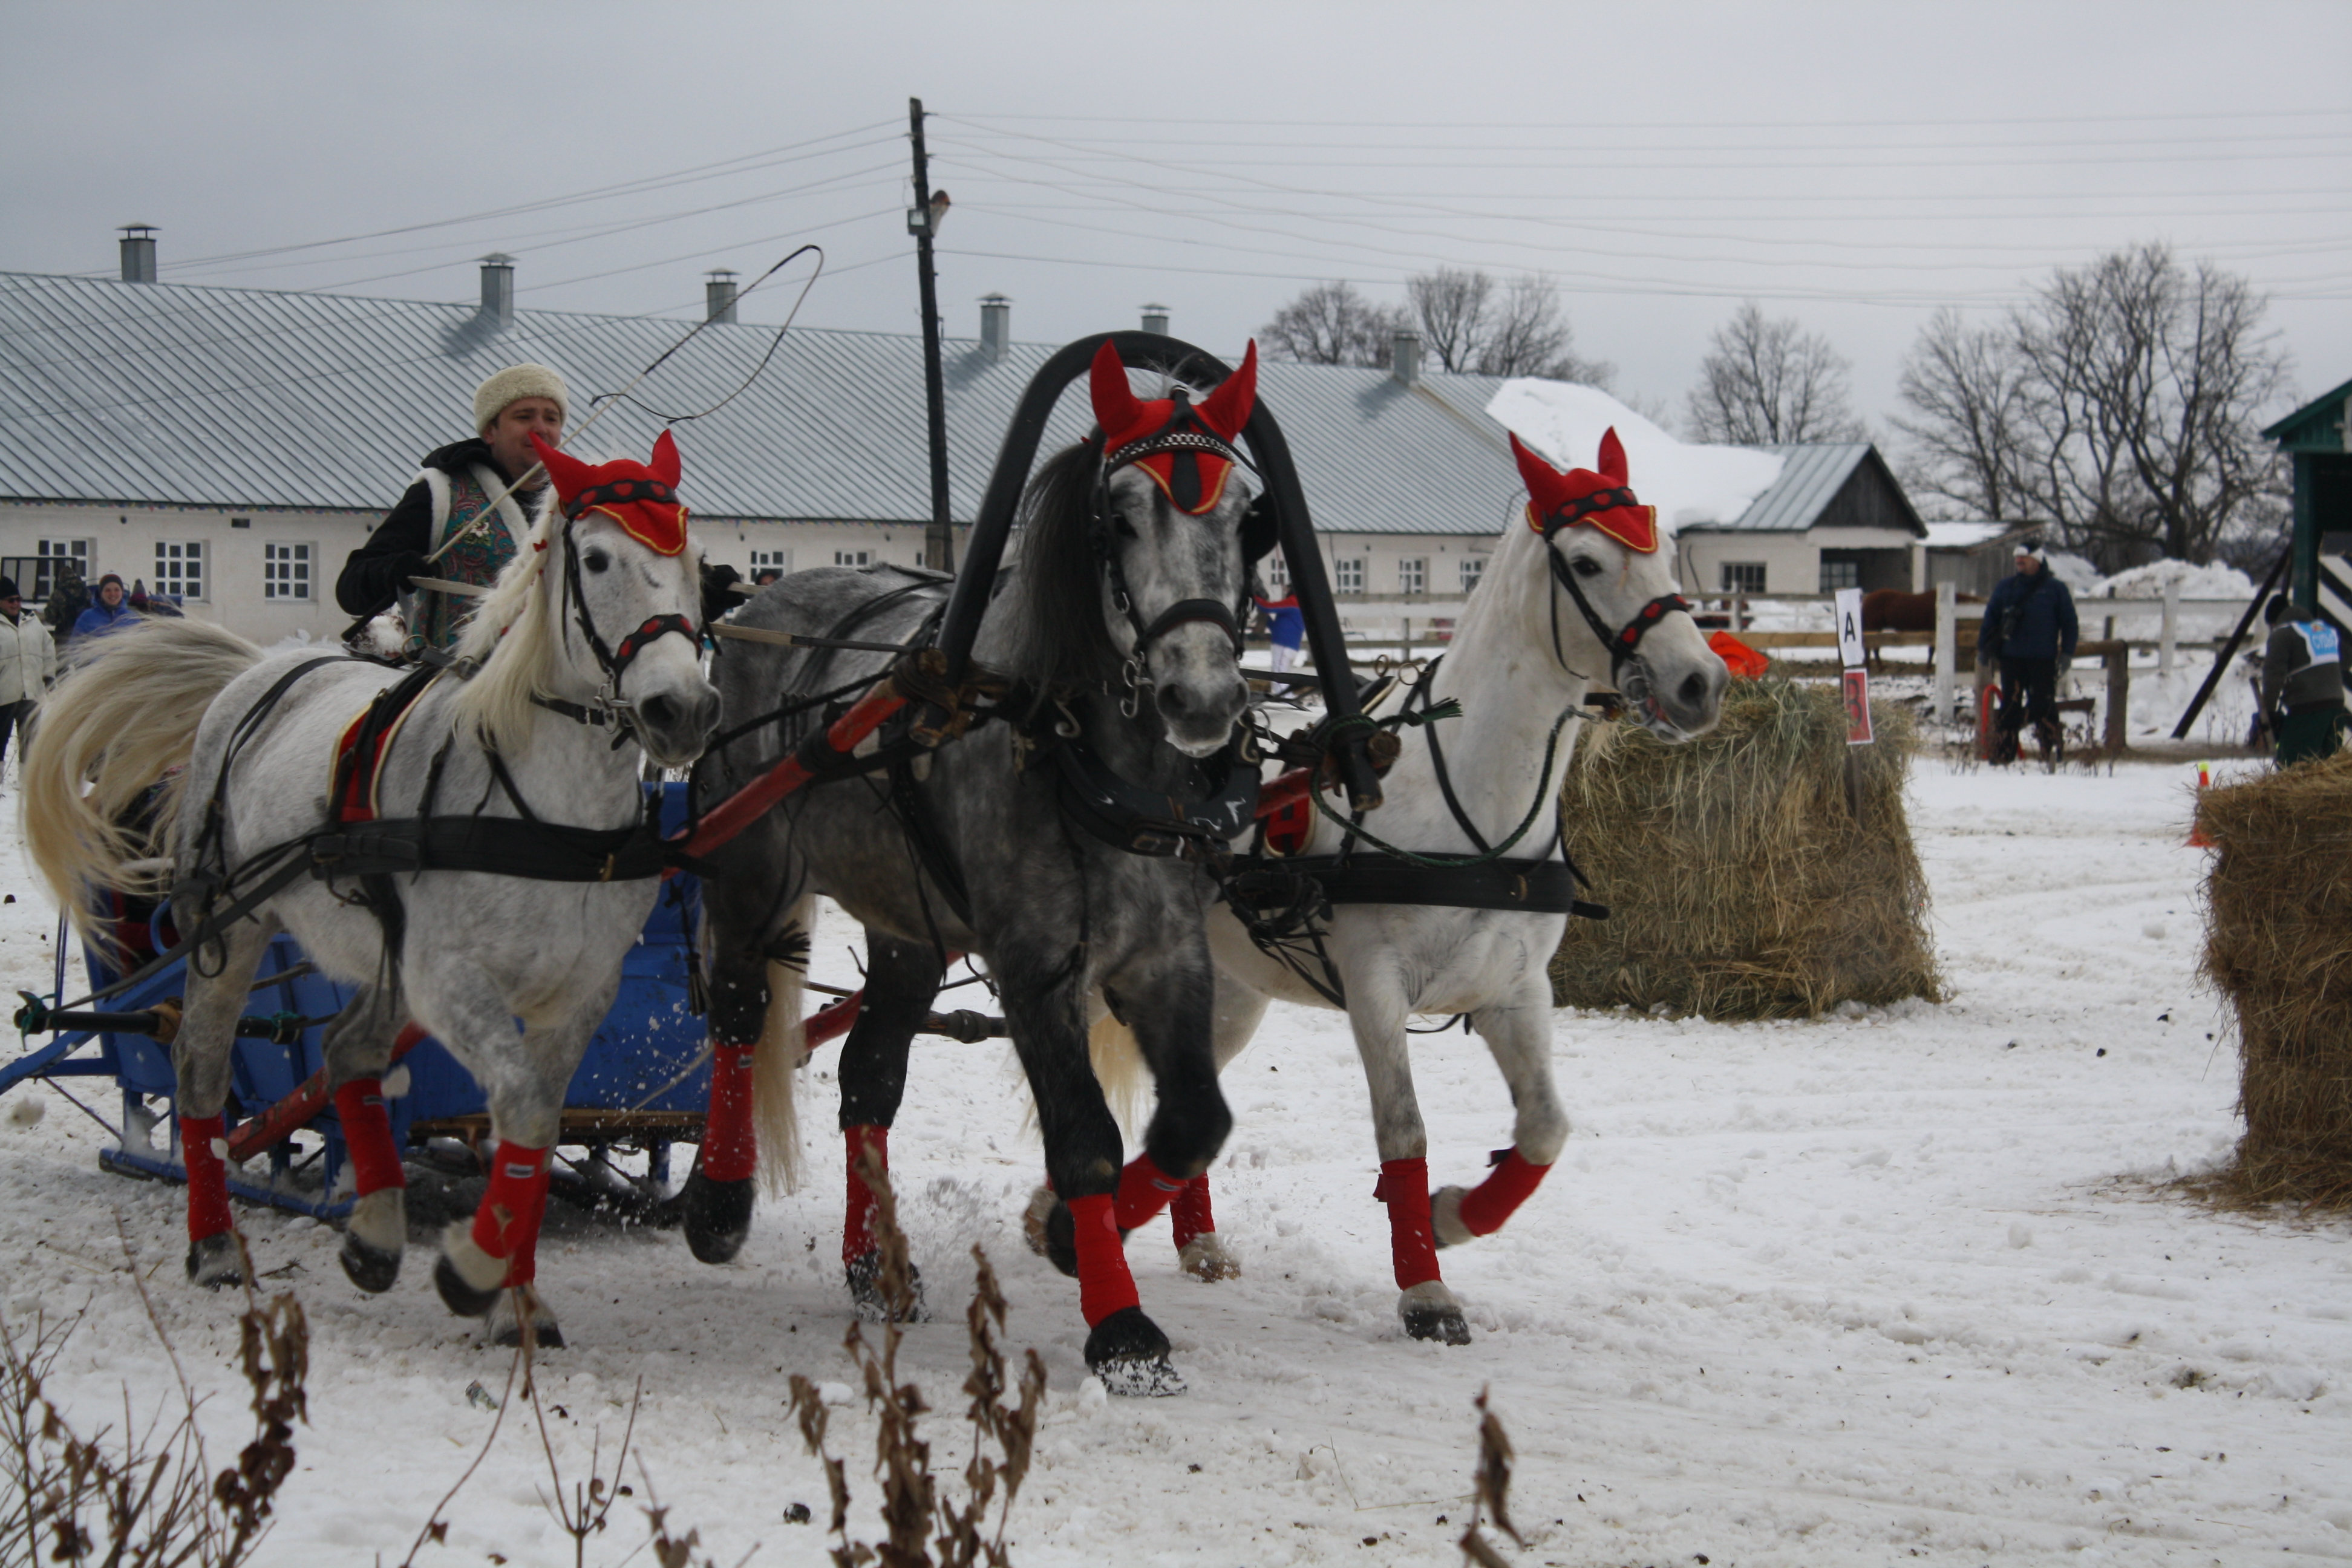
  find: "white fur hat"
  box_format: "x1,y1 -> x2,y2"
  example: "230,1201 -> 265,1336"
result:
472,363 -> 570,435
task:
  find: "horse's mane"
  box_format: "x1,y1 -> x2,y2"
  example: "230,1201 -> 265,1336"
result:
997,441 -> 1121,691
448,495 -> 562,756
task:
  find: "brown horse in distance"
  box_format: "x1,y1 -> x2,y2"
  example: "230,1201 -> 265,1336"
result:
1860,587 -> 1981,633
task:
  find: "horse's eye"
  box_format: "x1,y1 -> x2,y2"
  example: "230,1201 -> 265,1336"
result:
583,549 -> 611,574
1112,511 -> 1140,540
1572,554 -> 1605,579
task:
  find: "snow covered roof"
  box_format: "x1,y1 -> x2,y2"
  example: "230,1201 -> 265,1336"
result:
1923,520 -> 2008,549
1485,379 -> 1784,534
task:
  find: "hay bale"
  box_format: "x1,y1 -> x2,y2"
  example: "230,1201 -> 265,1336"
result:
1549,678 -> 1940,1019
2198,752 -> 2352,1209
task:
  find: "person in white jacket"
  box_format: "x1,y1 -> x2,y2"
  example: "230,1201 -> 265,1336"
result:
0,576 -> 58,779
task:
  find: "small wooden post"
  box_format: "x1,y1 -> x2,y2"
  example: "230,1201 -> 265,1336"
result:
2160,578 -> 2180,673
2104,642 -> 2131,754
1933,582 -> 1956,722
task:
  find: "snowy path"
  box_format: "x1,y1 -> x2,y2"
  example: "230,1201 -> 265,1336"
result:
2,759 -> 2347,1566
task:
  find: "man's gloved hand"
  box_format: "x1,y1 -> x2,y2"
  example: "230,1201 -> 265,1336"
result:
700,562 -> 744,628
389,550 -> 434,590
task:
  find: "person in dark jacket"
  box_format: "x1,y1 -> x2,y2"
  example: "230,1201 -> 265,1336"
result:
71,573 -> 138,642
1976,537 -> 2078,763
336,363 -> 569,651
2258,594 -> 2347,767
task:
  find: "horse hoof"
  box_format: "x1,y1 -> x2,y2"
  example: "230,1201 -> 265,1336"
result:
1021,1186 -> 1057,1258
488,1287 -> 564,1350
1177,1233 -> 1241,1282
1399,1281 -> 1472,1346
433,1253 -> 501,1319
1085,1307 -> 1185,1397
185,1232 -> 242,1290
1430,1184 -> 1475,1250
339,1233 -> 402,1295
1042,1200 -> 1083,1279
846,1250 -> 928,1324
680,1170 -> 754,1265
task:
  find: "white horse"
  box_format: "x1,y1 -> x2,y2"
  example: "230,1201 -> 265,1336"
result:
1096,428 -> 1728,1343
22,433 -> 717,1347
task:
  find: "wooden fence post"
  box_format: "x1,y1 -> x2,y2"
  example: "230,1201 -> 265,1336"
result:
1934,582 -> 1956,722
2105,643 -> 2131,754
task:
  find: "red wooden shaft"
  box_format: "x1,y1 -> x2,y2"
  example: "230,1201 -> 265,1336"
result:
678,684 -> 909,860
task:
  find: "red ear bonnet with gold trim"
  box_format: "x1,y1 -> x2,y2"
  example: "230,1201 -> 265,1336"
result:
1509,426 -> 1659,554
1089,339 -> 1259,515
529,431 -> 690,557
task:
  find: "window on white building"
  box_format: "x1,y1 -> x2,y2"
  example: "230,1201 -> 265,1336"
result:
1397,558 -> 1426,594
154,541 -> 204,601
1818,558 -> 1860,593
1265,552 -> 1290,591
264,542 -> 312,601
1460,556 -> 1488,593
35,539 -> 90,601
1720,561 -> 1766,595
835,550 -> 872,567
749,548 -> 792,577
1334,558 -> 1364,593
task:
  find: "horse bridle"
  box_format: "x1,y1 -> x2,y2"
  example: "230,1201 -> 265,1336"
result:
541,486 -> 701,736
1090,394 -> 1258,715
1536,491 -> 1690,689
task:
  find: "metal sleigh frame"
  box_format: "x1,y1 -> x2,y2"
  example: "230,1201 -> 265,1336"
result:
0,331 -> 1377,1221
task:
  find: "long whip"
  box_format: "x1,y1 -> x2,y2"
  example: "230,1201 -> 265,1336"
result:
423,243 -> 825,564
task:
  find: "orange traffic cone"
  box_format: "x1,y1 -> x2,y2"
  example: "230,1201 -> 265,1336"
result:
2187,760 -> 2215,848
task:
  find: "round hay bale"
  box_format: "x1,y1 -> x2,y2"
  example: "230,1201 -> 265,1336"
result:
1550,678 -> 1940,1019
2197,751 -> 2352,1208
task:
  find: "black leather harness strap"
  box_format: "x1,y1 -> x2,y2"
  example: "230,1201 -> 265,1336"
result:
1276,852 -> 1607,920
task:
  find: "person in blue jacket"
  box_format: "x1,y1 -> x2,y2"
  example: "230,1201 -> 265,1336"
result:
71,573 -> 138,642
1976,537 -> 2078,764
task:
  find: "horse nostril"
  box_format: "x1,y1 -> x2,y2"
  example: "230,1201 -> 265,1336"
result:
1679,671 -> 1711,711
638,694 -> 679,731
1158,683 -> 1192,719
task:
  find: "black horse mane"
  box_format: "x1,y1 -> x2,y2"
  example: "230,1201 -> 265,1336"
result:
998,439 -> 1122,694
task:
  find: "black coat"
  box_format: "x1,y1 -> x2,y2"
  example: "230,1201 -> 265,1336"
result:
335,440 -> 537,616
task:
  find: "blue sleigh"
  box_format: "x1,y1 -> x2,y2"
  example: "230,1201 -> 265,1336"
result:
1,785 -> 710,1219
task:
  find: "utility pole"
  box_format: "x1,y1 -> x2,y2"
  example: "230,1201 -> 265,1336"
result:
907,97 -> 954,575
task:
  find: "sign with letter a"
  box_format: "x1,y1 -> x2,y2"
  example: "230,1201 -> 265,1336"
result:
1834,586 -> 1866,670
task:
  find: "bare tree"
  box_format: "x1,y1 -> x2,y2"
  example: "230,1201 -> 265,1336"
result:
1685,301 -> 1864,445
1258,280 -> 1408,368
1893,243 -> 2292,565
1403,268 -> 1613,383
1891,307 -> 2037,521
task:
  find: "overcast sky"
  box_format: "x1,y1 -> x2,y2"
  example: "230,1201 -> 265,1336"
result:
6,0 -> 2347,442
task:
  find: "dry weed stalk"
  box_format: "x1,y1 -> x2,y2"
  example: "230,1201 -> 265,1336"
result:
785,1148 -> 1046,1567
1457,1385 -> 1526,1567
1551,678 -> 1939,1019
1,1226 -> 306,1566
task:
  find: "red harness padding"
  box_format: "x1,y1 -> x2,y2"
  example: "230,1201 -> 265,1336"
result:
841,1123 -> 889,1265
1171,1174 -> 1217,1253
328,668 -> 436,825
1112,1151 -> 1186,1232
1457,1147 -> 1552,1237
180,1112 -> 234,1242
332,1077 -> 405,1195
1374,1157 -> 1442,1290
700,1042 -> 758,1183
1065,1192 -> 1142,1326
469,1142 -> 552,1286
1259,769 -> 1316,856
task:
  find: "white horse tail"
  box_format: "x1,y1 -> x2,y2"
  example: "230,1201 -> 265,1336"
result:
1088,1009 -> 1151,1142
751,896 -> 813,1195
21,619 -> 263,952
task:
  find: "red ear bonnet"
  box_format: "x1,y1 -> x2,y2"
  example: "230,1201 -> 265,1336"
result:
529,432 -> 691,557
1508,427 -> 1658,554
1088,339 -> 1259,515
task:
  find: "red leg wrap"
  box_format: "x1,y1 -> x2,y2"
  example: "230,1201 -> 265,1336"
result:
1457,1148 -> 1552,1238
1066,1193 -> 1140,1327
1374,1157 -> 1441,1291
1171,1174 -> 1217,1253
842,1124 -> 888,1266
1112,1152 -> 1186,1232
179,1112 -> 234,1242
700,1041 -> 757,1183
469,1143 -> 551,1287
332,1077 -> 406,1195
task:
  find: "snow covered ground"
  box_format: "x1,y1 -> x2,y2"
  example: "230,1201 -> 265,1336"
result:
2,757 -> 2348,1567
